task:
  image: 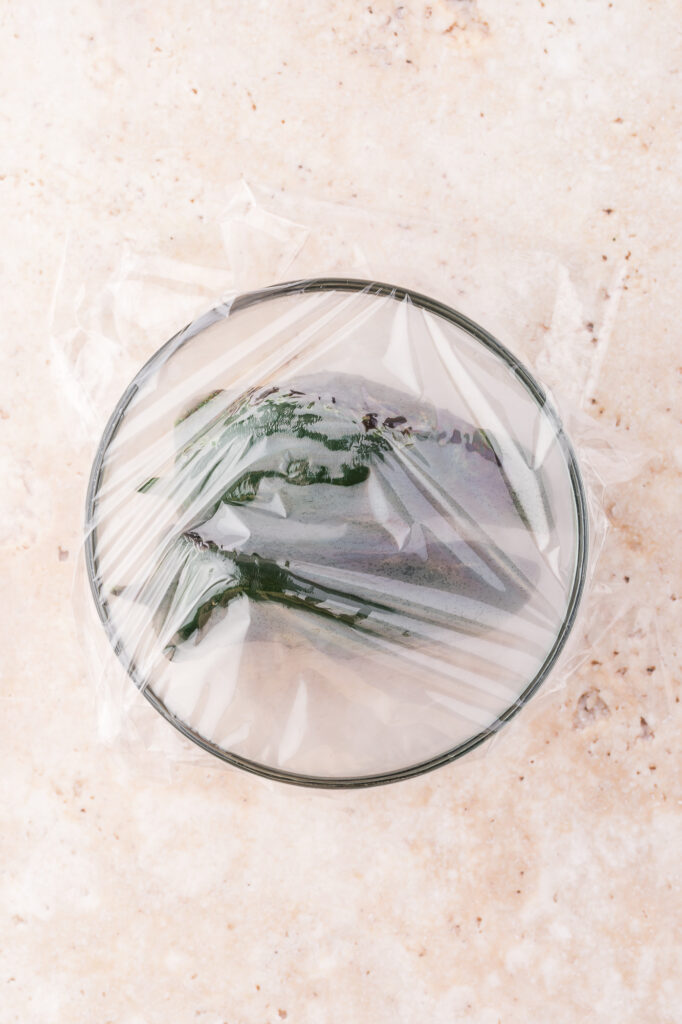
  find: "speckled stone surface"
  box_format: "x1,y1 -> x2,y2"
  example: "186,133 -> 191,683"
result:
1,2 -> 680,1022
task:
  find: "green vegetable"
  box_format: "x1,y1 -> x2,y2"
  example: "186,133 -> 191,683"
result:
121,375 -> 534,658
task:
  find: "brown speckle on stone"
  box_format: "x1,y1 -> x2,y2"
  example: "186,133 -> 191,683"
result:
639,717 -> 654,740
573,689 -> 610,729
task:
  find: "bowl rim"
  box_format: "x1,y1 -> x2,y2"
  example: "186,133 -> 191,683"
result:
84,276 -> 589,789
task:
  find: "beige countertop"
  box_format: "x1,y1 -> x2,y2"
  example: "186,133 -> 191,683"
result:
1,2 -> 680,1022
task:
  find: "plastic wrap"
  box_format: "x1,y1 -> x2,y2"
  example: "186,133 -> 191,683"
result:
55,185 -> 649,787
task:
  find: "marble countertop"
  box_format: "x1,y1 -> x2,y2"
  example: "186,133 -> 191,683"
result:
1,2 -> 680,1022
